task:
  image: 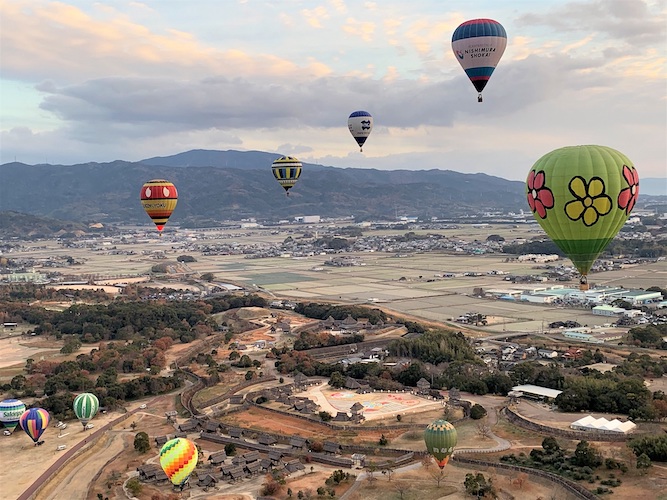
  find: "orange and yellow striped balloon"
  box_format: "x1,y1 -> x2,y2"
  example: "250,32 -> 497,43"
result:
140,179 -> 178,234
159,438 -> 198,486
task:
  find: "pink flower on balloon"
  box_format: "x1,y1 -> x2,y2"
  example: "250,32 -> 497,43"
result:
617,165 -> 639,215
527,170 -> 554,219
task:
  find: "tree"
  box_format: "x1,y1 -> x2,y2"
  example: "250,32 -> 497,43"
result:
224,443 -> 236,455
429,468 -> 445,487
201,272 -> 215,282
126,477 -> 142,496
366,464 -> 378,483
134,431 -> 150,453
318,411 -> 332,422
573,440 -> 602,468
379,434 -> 388,446
464,472 -> 494,497
328,371 -> 346,388
470,403 -> 487,420
381,462 -> 395,481
10,374 -> 26,390
636,453 -> 652,474
542,436 -> 560,454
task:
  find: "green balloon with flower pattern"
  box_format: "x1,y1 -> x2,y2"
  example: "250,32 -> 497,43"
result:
526,145 -> 639,284
424,419 -> 457,469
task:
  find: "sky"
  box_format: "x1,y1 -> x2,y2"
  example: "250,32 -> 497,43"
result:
1,0 -> 666,181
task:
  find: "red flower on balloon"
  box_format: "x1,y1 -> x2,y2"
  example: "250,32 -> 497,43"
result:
617,165 -> 639,215
527,170 -> 554,219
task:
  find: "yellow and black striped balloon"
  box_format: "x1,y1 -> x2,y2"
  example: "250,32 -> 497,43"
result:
140,179 -> 178,235
271,156 -> 302,195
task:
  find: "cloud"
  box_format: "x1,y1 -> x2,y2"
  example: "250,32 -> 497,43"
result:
302,6 -> 330,29
517,0 -> 667,46
329,0 -> 347,14
276,143 -> 314,156
342,18 -> 376,42
1,1 -> 332,83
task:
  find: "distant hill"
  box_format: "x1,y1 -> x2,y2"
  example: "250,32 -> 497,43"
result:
0,211 -> 92,238
3,149 -> 660,225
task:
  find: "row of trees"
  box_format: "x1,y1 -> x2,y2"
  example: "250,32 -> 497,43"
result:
555,373 -> 658,420
628,324 -> 667,349
27,373 -> 184,420
500,437 -> 651,493
294,302 -> 388,324
502,238 -> 667,258
293,331 -> 364,351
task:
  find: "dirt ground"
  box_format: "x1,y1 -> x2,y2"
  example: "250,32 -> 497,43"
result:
0,408 -> 130,500
0,336 -> 62,370
344,461 -> 580,500
301,383 -> 445,422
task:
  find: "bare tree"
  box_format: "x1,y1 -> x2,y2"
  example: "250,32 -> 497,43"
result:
393,481 -> 410,499
514,472 -> 527,490
429,468 -> 446,487
476,421 -> 492,439
366,464 -> 377,484
421,455 -> 433,469
381,461 -> 395,481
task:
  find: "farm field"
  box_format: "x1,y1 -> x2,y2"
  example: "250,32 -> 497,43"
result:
11,225 -> 665,337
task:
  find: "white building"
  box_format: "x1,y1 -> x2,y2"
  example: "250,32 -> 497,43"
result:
511,384 -> 563,401
592,305 -> 625,316
570,416 -> 636,434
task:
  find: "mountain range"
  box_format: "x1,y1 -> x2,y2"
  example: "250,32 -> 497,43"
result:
0,149 -> 664,228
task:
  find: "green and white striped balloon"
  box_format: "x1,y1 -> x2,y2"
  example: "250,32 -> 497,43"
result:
73,393 -> 99,429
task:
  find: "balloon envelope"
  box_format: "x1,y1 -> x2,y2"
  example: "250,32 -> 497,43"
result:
526,145 -> 639,284
19,408 -> 51,443
424,419 -> 457,469
160,438 -> 198,486
140,179 -> 178,233
271,156 -> 302,194
452,19 -> 507,99
348,111 -> 373,151
73,393 -> 99,428
0,399 -> 26,432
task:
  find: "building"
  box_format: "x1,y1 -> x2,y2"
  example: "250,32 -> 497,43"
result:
570,415 -> 636,434
620,290 -> 663,305
592,305 -> 626,316
511,384 -> 563,402
563,330 -> 603,343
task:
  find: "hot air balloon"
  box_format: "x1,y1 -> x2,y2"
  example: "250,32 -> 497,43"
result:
424,419 -> 457,469
451,19 -> 507,102
0,399 -> 26,433
159,437 -> 198,489
140,179 -> 178,236
526,145 -> 639,290
348,111 -> 373,152
19,407 -> 51,445
73,393 -> 99,430
271,156 -> 302,196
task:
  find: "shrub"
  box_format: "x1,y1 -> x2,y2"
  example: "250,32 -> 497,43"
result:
470,403 -> 487,420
